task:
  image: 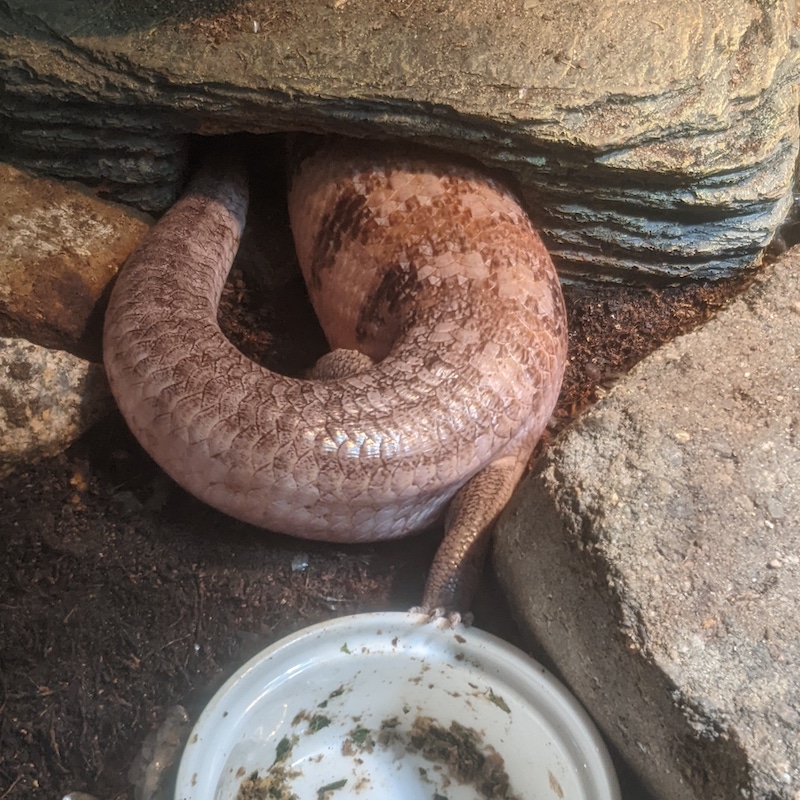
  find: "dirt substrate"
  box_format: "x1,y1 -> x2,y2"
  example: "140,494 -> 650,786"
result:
0,234 -> 752,799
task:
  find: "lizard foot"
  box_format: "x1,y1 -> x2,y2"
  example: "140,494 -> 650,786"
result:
307,348 -> 375,380
409,605 -> 473,629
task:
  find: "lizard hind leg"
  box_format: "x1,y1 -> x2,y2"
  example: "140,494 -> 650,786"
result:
416,451 -> 531,626
307,348 -> 376,380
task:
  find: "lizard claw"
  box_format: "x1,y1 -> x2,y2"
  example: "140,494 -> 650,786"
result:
408,605 -> 473,629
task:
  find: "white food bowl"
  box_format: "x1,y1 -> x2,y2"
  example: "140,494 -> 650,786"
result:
175,612 -> 620,800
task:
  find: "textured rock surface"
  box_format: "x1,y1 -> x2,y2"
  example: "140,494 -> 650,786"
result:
0,162 -> 151,360
1,0 -> 798,280
0,337 -> 112,478
494,246 -> 800,800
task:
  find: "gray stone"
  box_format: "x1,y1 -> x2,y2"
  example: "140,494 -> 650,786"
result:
494,245 -> 800,799
1,0 -> 798,280
0,162 -> 151,359
0,337 -> 112,478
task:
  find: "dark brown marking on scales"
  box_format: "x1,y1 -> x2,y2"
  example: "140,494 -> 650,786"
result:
308,189 -> 371,289
355,262 -> 421,346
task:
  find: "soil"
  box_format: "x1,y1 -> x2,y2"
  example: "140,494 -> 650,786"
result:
0,142 -> 762,800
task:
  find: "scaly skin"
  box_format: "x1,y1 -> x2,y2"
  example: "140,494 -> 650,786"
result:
103,139 -> 567,615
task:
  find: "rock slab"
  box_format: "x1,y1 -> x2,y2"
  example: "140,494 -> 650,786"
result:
0,337 -> 111,479
0,162 -> 150,360
495,247 -> 800,799
0,162 -> 150,476
0,0 -> 798,280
